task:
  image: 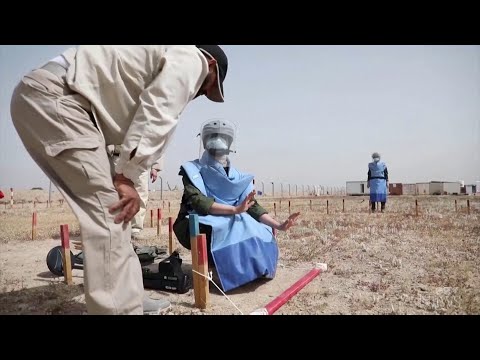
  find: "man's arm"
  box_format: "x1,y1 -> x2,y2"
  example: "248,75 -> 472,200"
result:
182,174 -> 257,216
247,200 -> 268,221
115,46 -> 209,184
182,175 -> 215,215
180,168 -> 260,216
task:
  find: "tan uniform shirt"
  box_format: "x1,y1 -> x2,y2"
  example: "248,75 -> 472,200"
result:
61,45 -> 208,184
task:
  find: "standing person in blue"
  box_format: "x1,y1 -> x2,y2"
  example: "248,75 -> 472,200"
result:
367,152 -> 389,213
173,120 -> 300,292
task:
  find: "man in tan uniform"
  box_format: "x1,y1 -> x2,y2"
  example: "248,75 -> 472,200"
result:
10,45 -> 228,315
107,145 -> 164,240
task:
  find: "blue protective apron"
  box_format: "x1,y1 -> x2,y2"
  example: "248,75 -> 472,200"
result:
369,161 -> 387,203
182,151 -> 278,292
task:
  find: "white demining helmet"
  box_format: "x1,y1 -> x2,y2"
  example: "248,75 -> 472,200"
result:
200,119 -> 237,156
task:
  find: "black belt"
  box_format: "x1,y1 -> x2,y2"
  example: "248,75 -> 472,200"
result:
40,62 -> 68,78
370,177 -> 386,180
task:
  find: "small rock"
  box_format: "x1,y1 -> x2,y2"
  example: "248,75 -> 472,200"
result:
418,284 -> 428,291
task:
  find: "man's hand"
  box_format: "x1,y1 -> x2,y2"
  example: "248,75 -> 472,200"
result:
150,169 -> 158,183
278,212 -> 301,231
109,174 -> 141,224
234,190 -> 256,214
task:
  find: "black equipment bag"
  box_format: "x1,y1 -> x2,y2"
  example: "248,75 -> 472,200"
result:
142,251 -> 192,294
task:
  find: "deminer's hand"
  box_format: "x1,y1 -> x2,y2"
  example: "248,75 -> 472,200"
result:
235,190 -> 256,214
150,169 -> 158,183
109,174 -> 141,224
278,212 -> 301,231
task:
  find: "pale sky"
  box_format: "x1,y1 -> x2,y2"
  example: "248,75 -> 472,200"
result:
1,45 -> 479,191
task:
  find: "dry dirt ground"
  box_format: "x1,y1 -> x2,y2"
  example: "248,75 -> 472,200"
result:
1,190 -> 479,315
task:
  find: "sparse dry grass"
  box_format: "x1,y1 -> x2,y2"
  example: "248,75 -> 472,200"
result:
0,191 -> 479,314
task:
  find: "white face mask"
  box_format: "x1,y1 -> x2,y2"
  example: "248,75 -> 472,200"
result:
373,157 -> 380,163
206,137 -> 229,151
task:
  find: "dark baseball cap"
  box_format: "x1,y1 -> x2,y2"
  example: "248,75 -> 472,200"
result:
196,45 -> 228,103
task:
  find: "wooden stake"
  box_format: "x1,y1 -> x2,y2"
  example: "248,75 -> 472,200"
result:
168,201 -> 171,214
189,215 -> 201,308
31,212 -> 37,240
150,209 -> 153,227
343,199 -> 345,212
327,200 -> 329,214
274,202 -> 277,217
60,224 -> 73,285
415,199 -> 418,217
288,200 -> 291,215
455,199 -> 457,212
310,199 -> 312,211
195,233 -> 210,309
467,199 -> 470,215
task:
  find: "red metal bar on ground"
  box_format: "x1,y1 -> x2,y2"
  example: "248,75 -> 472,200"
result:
251,264 -> 326,315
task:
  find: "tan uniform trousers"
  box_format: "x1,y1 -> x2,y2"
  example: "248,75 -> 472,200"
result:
10,64 -> 144,315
